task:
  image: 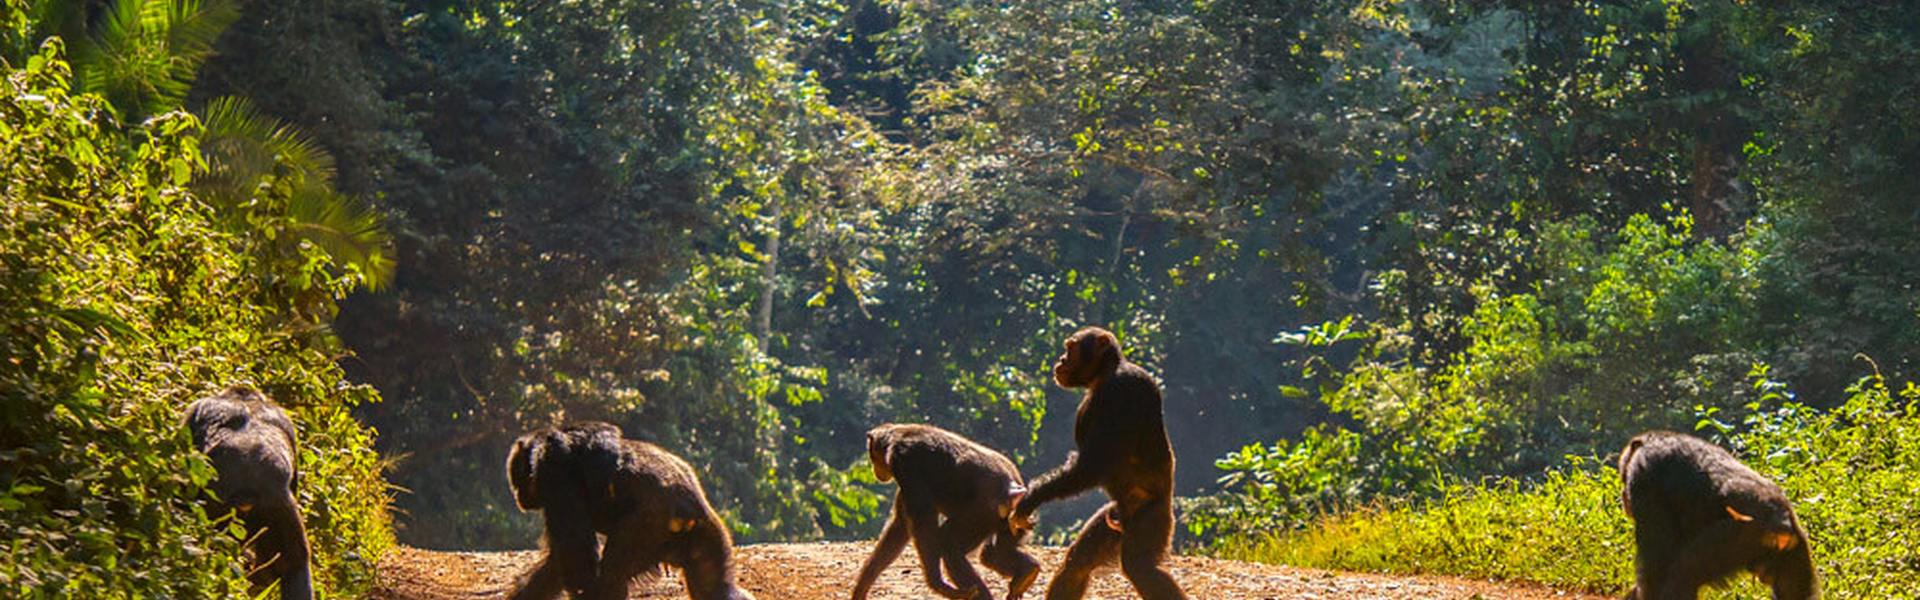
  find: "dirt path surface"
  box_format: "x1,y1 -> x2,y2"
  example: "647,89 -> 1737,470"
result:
371,543 -> 1604,600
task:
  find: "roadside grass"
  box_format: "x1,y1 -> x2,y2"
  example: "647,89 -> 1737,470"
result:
1219,465 -> 1632,595
1217,378 -> 1920,600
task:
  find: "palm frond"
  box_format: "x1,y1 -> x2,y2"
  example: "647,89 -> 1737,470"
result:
285,185 -> 397,289
195,95 -> 392,288
75,0 -> 238,120
162,0 -> 237,64
198,96 -> 336,206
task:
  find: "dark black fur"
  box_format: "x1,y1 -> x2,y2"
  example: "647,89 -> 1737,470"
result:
184,387 -> 313,600
507,422 -> 755,600
853,424 -> 1040,600
1619,430 -> 1817,600
1012,327 -> 1187,600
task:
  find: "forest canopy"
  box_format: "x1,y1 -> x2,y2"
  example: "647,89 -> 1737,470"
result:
4,0 -> 1919,597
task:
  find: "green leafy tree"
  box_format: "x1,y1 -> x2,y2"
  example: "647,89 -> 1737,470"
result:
1203,0 -> 1920,556
1,41 -> 390,598
6,0 -> 393,291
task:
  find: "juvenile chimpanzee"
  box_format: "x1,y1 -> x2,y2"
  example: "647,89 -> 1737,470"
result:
183,387 -> 313,600
1010,327 -> 1188,600
852,423 -> 1041,600
1618,430 -> 1817,600
507,422 -> 756,600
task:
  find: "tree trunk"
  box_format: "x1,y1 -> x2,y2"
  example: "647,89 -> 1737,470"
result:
1680,26 -> 1746,240
756,213 -> 781,350
1093,208 -> 1131,326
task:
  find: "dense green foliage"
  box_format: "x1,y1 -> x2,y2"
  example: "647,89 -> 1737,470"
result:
1226,374 -> 1920,598
5,0 -> 394,288
193,0 -> 1369,546
178,0 -> 1920,558
1196,212 -> 1763,534
1227,465 -> 1632,592
7,0 -> 1920,595
0,42 -> 390,597
1186,1 -> 1920,593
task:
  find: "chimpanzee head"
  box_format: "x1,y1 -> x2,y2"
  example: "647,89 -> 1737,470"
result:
1054,326 -> 1122,388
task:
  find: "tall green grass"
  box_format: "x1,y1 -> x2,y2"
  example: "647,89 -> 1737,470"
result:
1220,465 -> 1632,594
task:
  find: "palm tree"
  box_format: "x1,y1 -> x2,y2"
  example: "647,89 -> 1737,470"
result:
9,0 -> 394,288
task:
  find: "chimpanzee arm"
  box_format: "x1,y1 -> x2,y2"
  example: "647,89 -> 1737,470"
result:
1017,399 -> 1129,517
255,494 -> 313,600
543,484 -> 600,597
851,507 -> 910,600
1767,536 -> 1819,600
1019,452 -> 1100,516
898,487 -> 969,599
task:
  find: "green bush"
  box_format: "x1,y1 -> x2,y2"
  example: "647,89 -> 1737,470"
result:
1225,373 -> 1920,600
1,43 -> 391,598
1196,212 -> 1760,538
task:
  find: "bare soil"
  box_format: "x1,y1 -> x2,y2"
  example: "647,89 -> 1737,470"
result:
370,543 -> 1605,600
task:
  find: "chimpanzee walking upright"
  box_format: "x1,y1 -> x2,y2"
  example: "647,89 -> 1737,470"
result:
1011,326 -> 1187,600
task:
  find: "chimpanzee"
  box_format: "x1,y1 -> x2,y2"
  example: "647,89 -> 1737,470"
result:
1010,326 -> 1188,600
183,387 -> 313,600
506,422 -> 756,600
852,423 -> 1041,600
1618,430 -> 1818,600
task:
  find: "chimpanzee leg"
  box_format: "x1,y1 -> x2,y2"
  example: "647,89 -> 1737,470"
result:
675,514 -> 749,600
582,512 -> 671,600
1654,520 -> 1767,600
980,521 -> 1040,600
907,506 -> 970,599
1116,499 -> 1186,600
1043,503 -> 1123,600
937,507 -> 1000,600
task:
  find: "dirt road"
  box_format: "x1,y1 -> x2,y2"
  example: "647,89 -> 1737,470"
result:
370,543 -> 1604,600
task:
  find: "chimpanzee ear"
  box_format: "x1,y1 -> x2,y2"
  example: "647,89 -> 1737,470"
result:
868,433 -> 895,483
508,436 -> 543,511
1618,438 -> 1644,474
1091,332 -> 1121,370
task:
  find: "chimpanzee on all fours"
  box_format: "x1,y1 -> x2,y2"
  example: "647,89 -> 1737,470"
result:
1619,430 -> 1817,600
507,422 -> 756,600
853,423 -> 1041,600
183,387 -> 314,600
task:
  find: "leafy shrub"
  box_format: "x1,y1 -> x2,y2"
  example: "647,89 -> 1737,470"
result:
1,43 -> 390,598
1225,373 -> 1920,600
1197,212 -> 1762,538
